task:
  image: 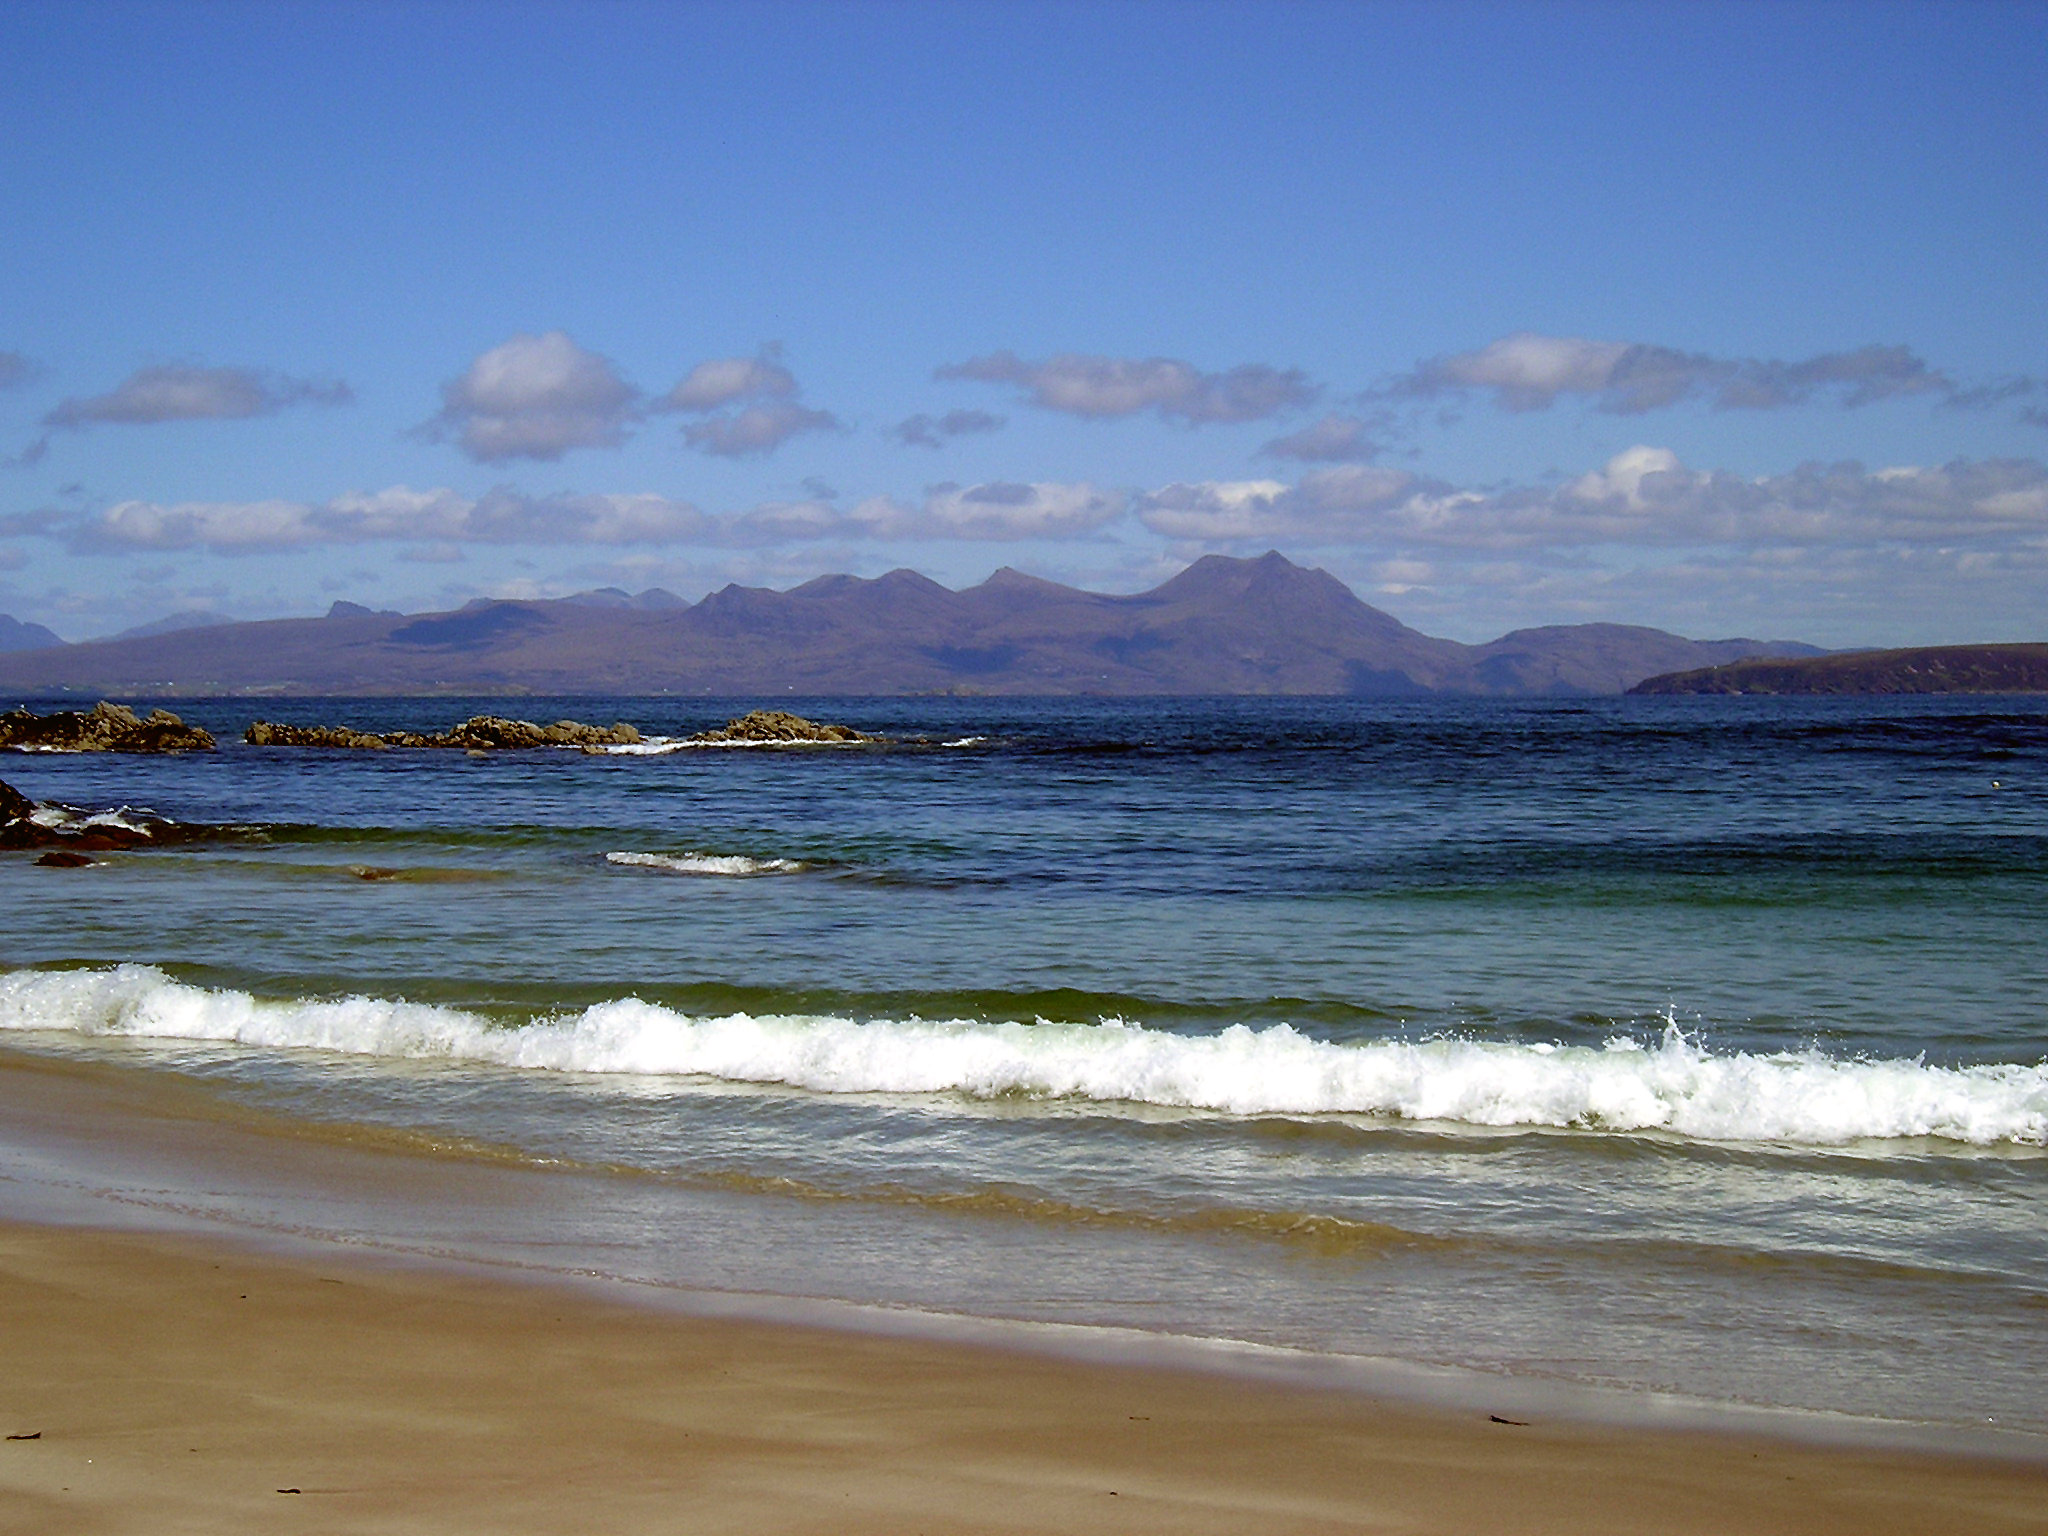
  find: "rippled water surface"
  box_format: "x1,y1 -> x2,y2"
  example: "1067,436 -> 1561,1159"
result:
3,694 -> 2045,1432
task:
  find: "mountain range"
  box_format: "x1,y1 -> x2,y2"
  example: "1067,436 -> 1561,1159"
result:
0,552 -> 1823,698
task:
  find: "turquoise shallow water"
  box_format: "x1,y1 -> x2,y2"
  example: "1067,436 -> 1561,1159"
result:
2,694 -> 2045,1432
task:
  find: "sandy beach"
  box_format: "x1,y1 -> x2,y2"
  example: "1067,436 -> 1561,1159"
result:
2,1220 -> 2044,1534
0,1046 -> 2046,1533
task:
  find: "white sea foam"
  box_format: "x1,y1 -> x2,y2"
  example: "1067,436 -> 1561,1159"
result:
595,736 -> 866,754
605,850 -> 807,876
595,736 -> 797,754
28,804 -> 168,836
2,966 -> 2044,1147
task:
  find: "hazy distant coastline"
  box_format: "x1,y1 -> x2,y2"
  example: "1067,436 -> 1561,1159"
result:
1630,644 -> 2048,696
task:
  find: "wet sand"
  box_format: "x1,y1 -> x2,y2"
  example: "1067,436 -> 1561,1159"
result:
0,1047 -> 2044,1533
1,1217 -> 2044,1535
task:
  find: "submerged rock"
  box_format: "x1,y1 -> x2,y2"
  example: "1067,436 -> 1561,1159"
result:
245,715 -> 643,750
687,710 -> 871,744
0,701 -> 215,753
35,848 -> 95,868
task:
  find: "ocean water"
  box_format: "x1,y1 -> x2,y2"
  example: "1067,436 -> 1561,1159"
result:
2,695 -> 2045,1437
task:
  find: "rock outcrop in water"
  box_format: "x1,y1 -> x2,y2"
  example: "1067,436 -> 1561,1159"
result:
687,710 -> 871,744
0,774 -> 214,858
0,776 -> 33,826
245,714 -> 643,750
0,701 -> 215,753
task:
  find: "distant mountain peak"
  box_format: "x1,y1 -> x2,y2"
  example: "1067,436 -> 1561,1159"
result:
1139,552 -> 1423,648
1151,550 -> 1320,599
874,567 -> 952,593
971,566 -> 1085,595
0,613 -> 65,653
107,610 -> 233,642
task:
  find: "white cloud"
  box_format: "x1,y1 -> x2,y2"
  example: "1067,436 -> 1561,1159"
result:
72,486 -> 708,552
466,489 -> 716,544
417,332 -> 639,463
1139,468 -> 1427,541
681,400 -> 841,457
727,498 -> 852,542
1562,444 -> 1686,504
893,408 -> 1006,448
1385,332 -> 1962,414
937,351 -> 1317,424
1412,333 -> 1638,410
1139,449 -> 2048,552
57,479 -> 1124,552
908,481 -> 1126,539
1259,412 -> 1388,462
654,346 -> 840,457
1368,557 -> 1434,593
90,497 -> 328,550
18,362 -> 351,464
42,363 -> 352,428
723,482 -> 1124,542
658,351 -> 797,412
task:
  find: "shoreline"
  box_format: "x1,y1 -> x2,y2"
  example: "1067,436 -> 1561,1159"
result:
0,1044 -> 2043,1528
2,1040 -> 2046,1469
6,1218 -> 2047,1535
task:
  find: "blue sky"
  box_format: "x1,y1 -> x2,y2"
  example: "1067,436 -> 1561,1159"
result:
2,0 -> 2044,645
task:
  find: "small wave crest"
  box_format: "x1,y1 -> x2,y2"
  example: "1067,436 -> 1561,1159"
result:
605,850 -> 807,876
2,967 -> 2045,1147
28,804 -> 172,837
593,736 -> 865,754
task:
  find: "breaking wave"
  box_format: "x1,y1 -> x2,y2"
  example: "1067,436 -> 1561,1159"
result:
605,850 -> 808,876
2,966 -> 2044,1147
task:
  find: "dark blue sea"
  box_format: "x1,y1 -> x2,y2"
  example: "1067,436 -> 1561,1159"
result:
3,695 -> 2045,1439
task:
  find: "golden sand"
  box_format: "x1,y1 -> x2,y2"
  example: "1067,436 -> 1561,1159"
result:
1,1217 -> 2043,1535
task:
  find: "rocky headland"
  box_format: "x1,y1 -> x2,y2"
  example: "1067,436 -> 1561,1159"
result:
0,701 -> 215,753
